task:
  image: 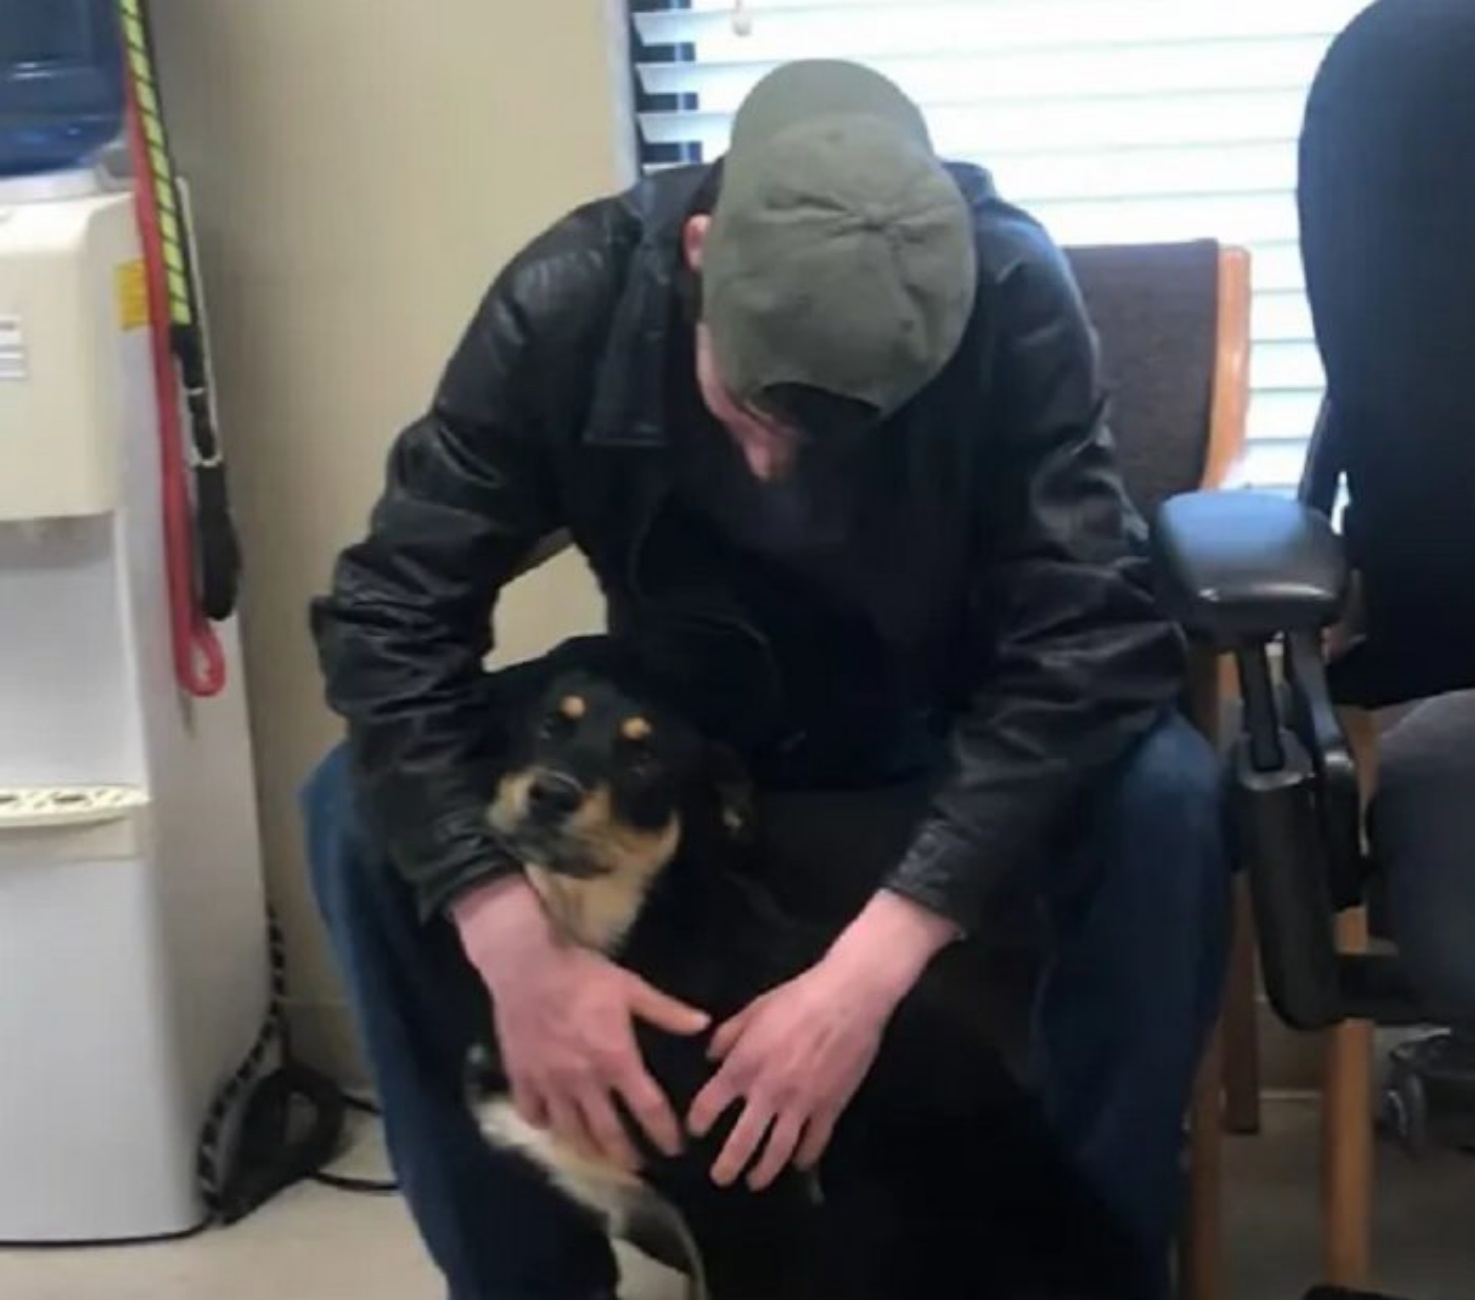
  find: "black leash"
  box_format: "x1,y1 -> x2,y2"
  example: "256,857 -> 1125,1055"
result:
196,906 -> 398,1226
119,0 -> 241,624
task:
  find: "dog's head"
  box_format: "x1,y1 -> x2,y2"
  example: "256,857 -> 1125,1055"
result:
486,644 -> 750,927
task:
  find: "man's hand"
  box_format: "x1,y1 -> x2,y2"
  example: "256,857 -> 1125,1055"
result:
687,889 -> 958,1190
454,876 -> 710,1171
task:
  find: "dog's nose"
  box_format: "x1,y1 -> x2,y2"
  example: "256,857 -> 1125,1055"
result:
526,771 -> 584,819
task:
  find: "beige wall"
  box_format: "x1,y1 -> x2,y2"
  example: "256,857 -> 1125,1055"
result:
150,0 -> 632,1076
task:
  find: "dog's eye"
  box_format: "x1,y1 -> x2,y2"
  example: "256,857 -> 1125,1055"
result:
539,711 -> 575,740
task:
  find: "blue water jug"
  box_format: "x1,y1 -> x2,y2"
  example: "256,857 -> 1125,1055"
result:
0,0 -> 126,179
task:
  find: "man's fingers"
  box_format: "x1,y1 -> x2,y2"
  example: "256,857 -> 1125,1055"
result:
707,1005 -> 754,1062
511,1081 -> 549,1130
687,1070 -> 740,1139
579,1090 -> 642,1172
746,1110 -> 805,1191
546,1096 -> 599,1163
710,1102 -> 773,1187
627,977 -> 710,1036
795,1108 -> 836,1171
616,1069 -> 684,1158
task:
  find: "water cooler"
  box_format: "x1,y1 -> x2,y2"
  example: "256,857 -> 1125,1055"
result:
0,1 -> 273,1244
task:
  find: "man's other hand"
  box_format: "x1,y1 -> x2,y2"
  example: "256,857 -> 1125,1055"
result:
454,876 -> 710,1171
687,888 -> 958,1190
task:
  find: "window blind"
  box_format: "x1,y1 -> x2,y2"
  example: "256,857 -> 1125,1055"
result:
628,0 -> 1374,492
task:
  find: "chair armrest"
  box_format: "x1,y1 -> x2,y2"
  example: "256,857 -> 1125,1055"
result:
1283,631 -> 1365,908
1151,491 -> 1350,648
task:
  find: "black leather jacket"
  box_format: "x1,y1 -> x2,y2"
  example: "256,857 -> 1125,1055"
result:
310,161 -> 1187,930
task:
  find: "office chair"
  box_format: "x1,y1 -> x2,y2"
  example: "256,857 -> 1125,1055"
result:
1149,1 -> 1475,1296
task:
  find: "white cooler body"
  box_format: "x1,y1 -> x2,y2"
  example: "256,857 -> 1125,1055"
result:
0,174 -> 270,1242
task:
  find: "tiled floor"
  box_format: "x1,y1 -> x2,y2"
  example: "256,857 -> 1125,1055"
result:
2,1098 -> 1472,1300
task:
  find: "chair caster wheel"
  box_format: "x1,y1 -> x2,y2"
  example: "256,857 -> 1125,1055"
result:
1379,1061 -> 1429,1157
1378,1031 -> 1475,1155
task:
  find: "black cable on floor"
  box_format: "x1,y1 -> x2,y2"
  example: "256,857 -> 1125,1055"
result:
310,1170 -> 400,1196
311,1087 -> 398,1196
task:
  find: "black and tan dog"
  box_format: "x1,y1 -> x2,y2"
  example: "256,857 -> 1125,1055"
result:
465,636 -> 1146,1300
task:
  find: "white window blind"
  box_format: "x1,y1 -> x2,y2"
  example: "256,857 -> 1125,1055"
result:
629,0 -> 1375,492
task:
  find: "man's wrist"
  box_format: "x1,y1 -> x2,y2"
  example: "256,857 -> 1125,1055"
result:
449,872 -> 529,928
824,888 -> 961,1009
450,874 -> 555,982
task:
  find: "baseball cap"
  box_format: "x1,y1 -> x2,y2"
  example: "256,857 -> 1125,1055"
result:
701,59 -> 978,431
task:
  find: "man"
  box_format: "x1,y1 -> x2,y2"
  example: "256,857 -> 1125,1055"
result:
306,59 -> 1229,1300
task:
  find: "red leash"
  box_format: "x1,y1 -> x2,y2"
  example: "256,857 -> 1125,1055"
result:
121,54 -> 226,697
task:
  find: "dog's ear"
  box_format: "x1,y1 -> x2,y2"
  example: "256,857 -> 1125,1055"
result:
706,743 -> 754,840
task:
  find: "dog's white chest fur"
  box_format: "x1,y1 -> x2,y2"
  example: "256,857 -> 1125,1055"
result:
473,1098 -> 708,1300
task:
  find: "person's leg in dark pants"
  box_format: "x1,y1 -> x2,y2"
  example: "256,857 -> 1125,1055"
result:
300,743 -> 619,1300
1032,709 -> 1232,1298
1376,691 -> 1475,1017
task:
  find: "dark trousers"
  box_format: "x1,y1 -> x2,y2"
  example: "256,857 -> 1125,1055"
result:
1377,691 -> 1475,1018
301,709 -> 1230,1300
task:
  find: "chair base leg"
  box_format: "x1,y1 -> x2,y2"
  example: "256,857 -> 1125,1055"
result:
1322,907 -> 1374,1289
1223,878 -> 1262,1135
1181,1021 -> 1226,1300
1323,707 -> 1379,1289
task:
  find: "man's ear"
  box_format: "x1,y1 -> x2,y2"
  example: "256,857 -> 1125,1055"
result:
682,214 -> 710,272
706,742 -> 754,839
677,217 -> 707,325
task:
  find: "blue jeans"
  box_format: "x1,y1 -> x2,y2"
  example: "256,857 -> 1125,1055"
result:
301,710 -> 1230,1300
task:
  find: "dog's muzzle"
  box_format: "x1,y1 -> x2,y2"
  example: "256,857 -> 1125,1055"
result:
526,770 -> 586,823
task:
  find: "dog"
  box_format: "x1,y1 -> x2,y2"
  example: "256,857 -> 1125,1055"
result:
465,636 -> 1147,1300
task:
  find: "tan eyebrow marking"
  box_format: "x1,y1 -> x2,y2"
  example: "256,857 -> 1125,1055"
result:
559,695 -> 586,720
621,716 -> 652,742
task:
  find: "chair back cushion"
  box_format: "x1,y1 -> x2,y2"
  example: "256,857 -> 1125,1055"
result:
1064,240 -> 1221,522
1300,0 -> 1475,700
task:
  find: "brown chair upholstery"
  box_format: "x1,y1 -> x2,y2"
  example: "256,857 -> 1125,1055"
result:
1067,240 -> 1224,520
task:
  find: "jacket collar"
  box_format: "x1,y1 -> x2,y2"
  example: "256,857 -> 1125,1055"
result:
585,164 -> 713,449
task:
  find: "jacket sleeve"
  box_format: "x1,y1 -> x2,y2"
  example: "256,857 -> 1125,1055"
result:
885,223 -> 1188,932
309,213 -> 614,922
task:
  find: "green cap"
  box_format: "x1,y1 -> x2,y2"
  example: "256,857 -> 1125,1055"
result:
703,60 -> 978,426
